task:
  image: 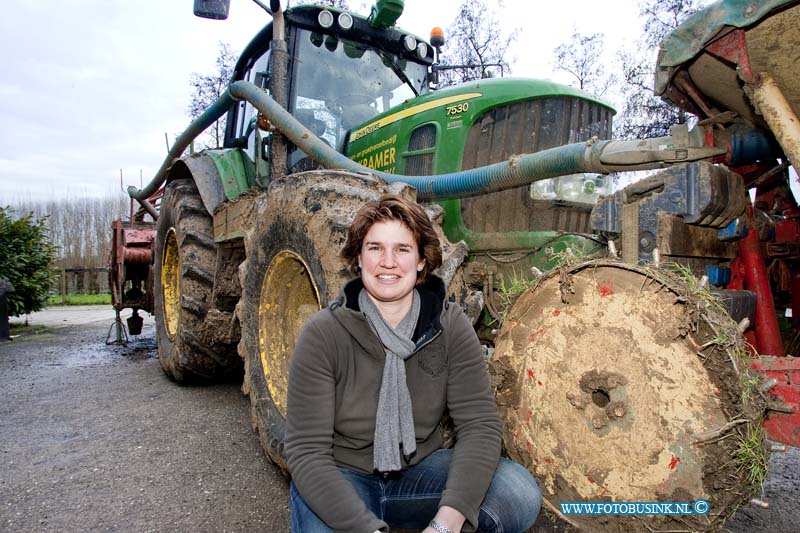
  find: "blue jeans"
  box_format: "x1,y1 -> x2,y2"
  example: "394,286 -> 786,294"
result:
290,449 -> 541,532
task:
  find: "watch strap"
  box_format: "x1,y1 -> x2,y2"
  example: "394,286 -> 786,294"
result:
429,519 -> 454,533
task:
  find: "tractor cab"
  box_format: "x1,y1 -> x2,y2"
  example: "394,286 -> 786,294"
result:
220,3 -> 433,177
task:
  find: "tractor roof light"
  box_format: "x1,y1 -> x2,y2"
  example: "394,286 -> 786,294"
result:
429,27 -> 444,63
318,9 -> 334,28
416,42 -> 428,59
403,34 -> 417,51
430,27 -> 444,49
337,12 -> 353,30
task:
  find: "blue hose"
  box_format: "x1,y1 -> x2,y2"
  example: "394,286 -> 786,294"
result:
130,81 -> 614,201
228,81 -> 609,199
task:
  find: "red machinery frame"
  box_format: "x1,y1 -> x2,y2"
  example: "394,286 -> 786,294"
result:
701,29 -> 800,447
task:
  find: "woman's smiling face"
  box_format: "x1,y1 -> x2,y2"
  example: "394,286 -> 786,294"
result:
359,219 -> 424,310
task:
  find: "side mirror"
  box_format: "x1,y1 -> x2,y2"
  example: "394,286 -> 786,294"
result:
194,0 -> 231,20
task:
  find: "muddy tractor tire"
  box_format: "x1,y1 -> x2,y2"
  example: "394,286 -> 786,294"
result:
237,170 -> 466,471
154,178 -> 242,383
492,261 -> 768,532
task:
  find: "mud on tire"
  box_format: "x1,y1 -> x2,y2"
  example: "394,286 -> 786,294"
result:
492,260 -> 768,532
154,178 -> 242,383
237,170 -> 466,472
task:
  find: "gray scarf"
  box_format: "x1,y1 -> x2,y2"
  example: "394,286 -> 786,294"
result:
359,288 -> 421,472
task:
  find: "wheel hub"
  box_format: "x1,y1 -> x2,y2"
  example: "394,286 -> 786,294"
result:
566,369 -> 630,430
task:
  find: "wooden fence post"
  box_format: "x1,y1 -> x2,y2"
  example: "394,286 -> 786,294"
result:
61,266 -> 66,305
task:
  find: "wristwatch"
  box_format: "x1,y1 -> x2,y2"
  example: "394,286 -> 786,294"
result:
429,519 -> 454,533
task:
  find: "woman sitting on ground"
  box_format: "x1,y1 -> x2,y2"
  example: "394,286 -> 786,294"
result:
285,194 -> 542,533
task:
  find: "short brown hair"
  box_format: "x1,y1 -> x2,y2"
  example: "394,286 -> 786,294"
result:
341,194 -> 442,285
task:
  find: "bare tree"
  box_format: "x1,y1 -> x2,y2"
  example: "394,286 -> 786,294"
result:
614,0 -> 699,139
437,0 -> 518,87
552,31 -> 616,97
10,195 -> 129,271
639,0 -> 699,49
188,42 -> 237,149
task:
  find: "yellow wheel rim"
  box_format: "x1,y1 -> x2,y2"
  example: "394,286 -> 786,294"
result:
161,228 -> 180,339
259,251 -> 321,417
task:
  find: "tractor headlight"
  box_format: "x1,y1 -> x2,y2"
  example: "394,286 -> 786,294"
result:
416,42 -> 428,59
403,34 -> 417,52
337,12 -> 353,30
318,9 -> 334,28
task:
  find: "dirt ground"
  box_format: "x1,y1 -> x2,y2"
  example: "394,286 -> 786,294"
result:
1,307 -> 798,532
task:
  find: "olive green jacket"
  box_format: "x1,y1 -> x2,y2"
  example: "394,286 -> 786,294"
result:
284,275 -> 502,533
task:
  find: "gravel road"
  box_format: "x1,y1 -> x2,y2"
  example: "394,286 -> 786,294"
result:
2,309 -> 290,531
1,306 -> 797,532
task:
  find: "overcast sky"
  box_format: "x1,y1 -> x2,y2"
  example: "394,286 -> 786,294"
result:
0,0 -> 644,203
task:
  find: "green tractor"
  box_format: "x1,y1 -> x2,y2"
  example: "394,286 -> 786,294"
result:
111,0 -> 800,530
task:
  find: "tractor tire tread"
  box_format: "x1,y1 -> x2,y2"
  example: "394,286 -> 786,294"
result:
183,331 -> 231,368
154,178 -> 242,384
181,229 -> 216,251
180,295 -> 208,319
183,263 -> 215,286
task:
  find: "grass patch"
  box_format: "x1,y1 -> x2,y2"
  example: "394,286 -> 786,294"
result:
9,323 -> 49,336
496,268 -> 536,309
740,374 -> 760,404
549,242 -> 598,268
47,293 -> 111,306
666,262 -> 727,313
485,267 -> 539,327
736,421 -> 769,489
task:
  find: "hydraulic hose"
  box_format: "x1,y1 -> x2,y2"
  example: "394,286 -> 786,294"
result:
130,80 -> 723,202
227,81 -> 611,200
128,92 -> 235,200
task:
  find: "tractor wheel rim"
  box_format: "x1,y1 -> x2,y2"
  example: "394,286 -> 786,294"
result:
494,264 -> 734,524
259,250 -> 321,417
161,228 -> 180,339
